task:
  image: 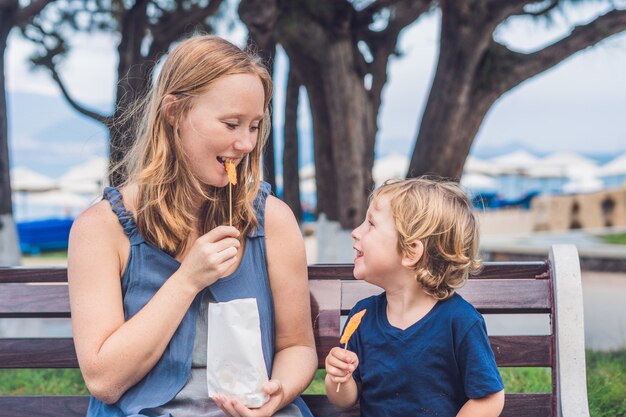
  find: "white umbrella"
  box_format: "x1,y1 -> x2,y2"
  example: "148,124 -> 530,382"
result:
464,156 -> 500,176
373,154 -> 409,185
27,190 -> 91,208
536,151 -> 598,179
599,153 -> 626,177
488,150 -> 539,174
562,176 -> 603,194
299,164 -> 316,180
300,178 -> 316,194
460,173 -> 497,190
59,157 -> 108,195
10,167 -> 58,192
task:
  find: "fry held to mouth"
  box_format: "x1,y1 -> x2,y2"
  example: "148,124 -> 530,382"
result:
225,160 -> 237,226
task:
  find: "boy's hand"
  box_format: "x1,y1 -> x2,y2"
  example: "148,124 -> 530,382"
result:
325,347 -> 359,384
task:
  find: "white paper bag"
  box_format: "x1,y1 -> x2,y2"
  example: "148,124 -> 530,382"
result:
207,298 -> 269,408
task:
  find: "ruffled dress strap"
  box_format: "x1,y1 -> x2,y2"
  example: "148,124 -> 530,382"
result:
102,186 -> 144,245
248,181 -> 271,238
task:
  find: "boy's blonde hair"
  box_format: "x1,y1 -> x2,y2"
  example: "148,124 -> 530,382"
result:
372,177 -> 482,300
117,35 -> 273,257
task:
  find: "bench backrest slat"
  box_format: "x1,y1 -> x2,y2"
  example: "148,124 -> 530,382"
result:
0,279 -> 551,317
0,267 -> 67,283
339,279 -> 551,314
0,335 -> 552,370
307,262 -> 549,281
0,284 -> 70,318
0,339 -> 78,368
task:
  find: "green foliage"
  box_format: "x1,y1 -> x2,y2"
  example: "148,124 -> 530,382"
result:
0,369 -> 88,395
23,250 -> 68,259
304,369 -> 327,395
601,234 -> 626,245
499,367 -> 552,392
586,350 -> 626,417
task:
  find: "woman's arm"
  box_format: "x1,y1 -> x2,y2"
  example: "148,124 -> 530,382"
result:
456,390 -> 505,417
264,196 -> 317,408
68,201 -> 239,404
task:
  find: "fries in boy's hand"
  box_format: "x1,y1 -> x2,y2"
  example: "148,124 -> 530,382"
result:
325,346 -> 359,385
340,309 -> 366,345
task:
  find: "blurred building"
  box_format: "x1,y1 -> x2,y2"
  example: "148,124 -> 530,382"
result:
532,187 -> 626,232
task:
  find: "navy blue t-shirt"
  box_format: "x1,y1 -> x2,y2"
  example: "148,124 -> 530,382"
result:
344,292 -> 504,417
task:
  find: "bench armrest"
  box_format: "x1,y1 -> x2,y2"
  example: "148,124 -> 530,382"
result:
550,245 -> 590,417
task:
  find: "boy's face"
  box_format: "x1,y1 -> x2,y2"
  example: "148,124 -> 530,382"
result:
351,195 -> 404,285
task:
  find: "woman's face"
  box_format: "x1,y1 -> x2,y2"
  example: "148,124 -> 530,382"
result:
178,72 -> 265,187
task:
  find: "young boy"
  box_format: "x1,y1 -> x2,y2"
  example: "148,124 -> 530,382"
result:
325,177 -> 505,417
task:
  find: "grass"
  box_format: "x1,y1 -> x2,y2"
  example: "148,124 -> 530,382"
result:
22,250 -> 68,259
601,233 -> 626,245
305,368 -> 552,395
586,350 -> 626,417
0,369 -> 87,395
1,350 -> 624,417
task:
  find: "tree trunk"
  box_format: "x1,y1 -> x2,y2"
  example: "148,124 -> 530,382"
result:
108,2 -> 151,186
277,8 -> 374,229
282,65 -> 302,221
408,3 -> 499,179
239,1 -> 278,192
0,9 -> 22,265
289,49 -> 372,229
319,40 -> 374,228
255,40 -> 276,193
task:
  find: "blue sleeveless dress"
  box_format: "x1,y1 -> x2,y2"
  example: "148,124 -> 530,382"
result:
85,182 -> 312,417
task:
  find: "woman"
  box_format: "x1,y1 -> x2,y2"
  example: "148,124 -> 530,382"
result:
68,35 -> 317,417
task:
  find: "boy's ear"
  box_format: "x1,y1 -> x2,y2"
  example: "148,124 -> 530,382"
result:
162,94 -> 178,126
401,240 -> 424,269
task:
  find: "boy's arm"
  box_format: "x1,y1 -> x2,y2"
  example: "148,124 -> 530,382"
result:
456,390 -> 505,417
324,373 -> 359,409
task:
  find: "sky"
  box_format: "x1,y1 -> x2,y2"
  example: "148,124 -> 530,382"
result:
5,0 -> 626,178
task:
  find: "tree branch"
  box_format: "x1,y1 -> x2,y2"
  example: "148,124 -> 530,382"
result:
494,8 -> 626,94
15,0 -> 55,25
364,0 -> 430,112
524,0 -> 559,17
49,65 -> 111,124
356,0 -> 406,27
151,0 -> 223,46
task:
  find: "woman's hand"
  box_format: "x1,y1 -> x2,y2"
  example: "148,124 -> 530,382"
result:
176,225 -> 240,292
212,379 -> 284,417
325,346 -> 359,385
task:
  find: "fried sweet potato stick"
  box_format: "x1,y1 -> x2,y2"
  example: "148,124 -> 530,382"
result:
225,161 -> 237,226
336,309 -> 366,392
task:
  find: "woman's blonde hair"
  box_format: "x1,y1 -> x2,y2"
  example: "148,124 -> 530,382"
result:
372,177 -> 482,300
117,35 -> 273,256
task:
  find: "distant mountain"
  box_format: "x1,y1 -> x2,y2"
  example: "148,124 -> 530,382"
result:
8,91 -> 109,178
8,91 -> 111,138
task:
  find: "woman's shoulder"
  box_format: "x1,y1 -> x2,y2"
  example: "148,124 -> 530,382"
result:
70,195 -> 129,246
73,199 -> 117,231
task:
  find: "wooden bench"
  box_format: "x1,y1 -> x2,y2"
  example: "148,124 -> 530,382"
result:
0,244 -> 590,417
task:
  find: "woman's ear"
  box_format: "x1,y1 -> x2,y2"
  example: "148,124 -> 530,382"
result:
401,240 -> 424,268
162,94 -> 178,126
